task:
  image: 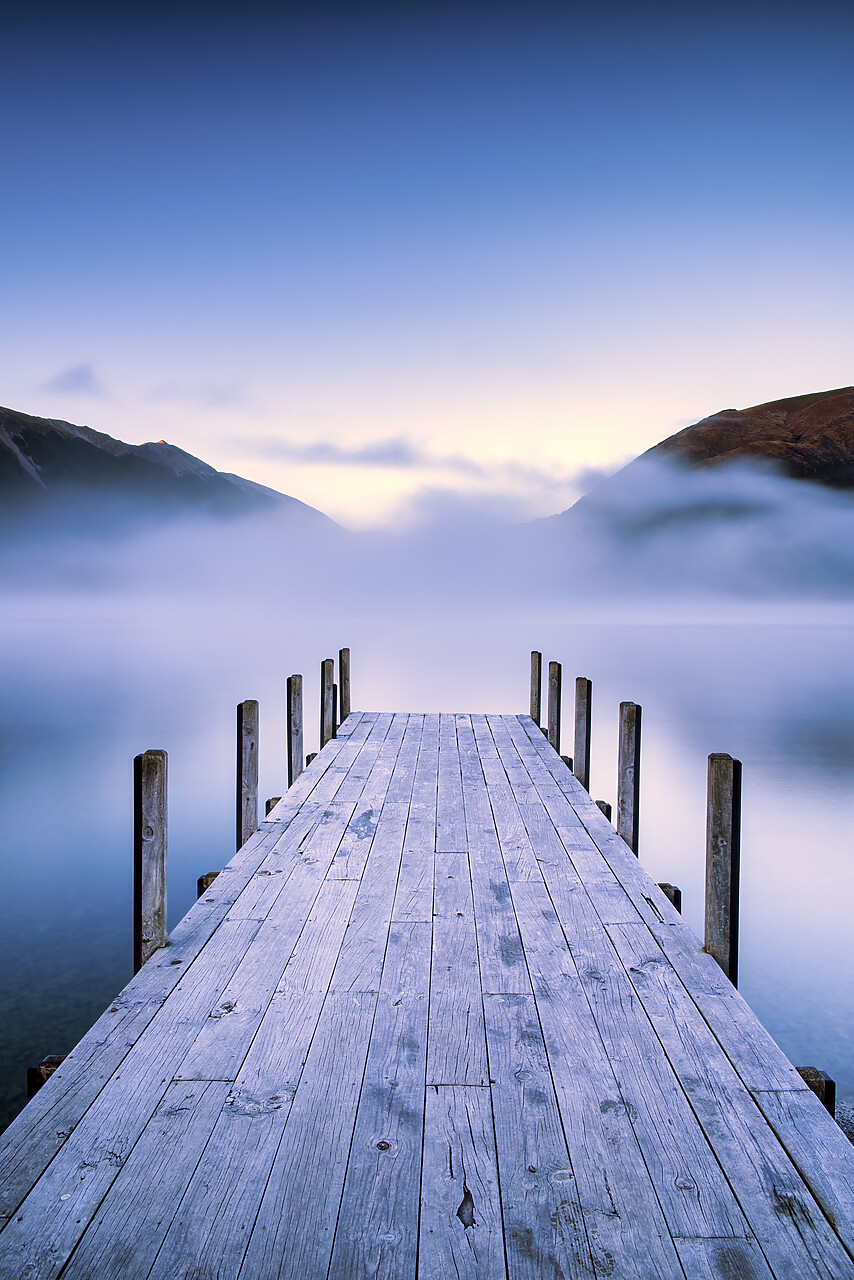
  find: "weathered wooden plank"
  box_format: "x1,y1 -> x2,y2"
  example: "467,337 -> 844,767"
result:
548,894 -> 751,1241
752,1087 -> 854,1260
144,991 -> 326,1280
609,921 -> 854,1279
472,715 -> 541,881
420,1085 -> 506,1280
509,879 -> 683,1278
0,918 -> 262,1279
393,713 -> 438,924
58,1081 -> 231,1280
178,879 -> 359,1078
329,802 -> 409,993
457,717 -> 531,995
674,1238 -> 775,1279
327,923 -> 431,1280
327,714 -> 408,878
437,712 -> 466,852
483,993 -> 599,1279
237,992 -> 379,1280
331,710 -> 397,805
428,852 -> 489,1086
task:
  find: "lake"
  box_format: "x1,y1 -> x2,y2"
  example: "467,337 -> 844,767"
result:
1,590 -> 852,1133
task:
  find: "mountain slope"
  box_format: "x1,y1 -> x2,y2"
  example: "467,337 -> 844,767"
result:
646,386 -> 854,487
0,405 -> 331,526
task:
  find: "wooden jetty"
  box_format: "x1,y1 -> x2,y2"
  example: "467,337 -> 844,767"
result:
2,710 -> 854,1278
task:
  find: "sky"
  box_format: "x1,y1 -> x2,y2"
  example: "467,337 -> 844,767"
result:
2,0 -> 854,527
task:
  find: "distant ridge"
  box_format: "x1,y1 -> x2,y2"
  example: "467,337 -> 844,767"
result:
646,386 -> 854,488
0,404 -> 333,527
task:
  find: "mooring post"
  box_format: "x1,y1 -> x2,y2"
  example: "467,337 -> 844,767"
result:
796,1067 -> 836,1116
617,702 -> 641,855
333,682 -> 338,739
547,661 -> 562,753
134,748 -> 167,973
339,647 -> 351,721
236,699 -> 259,852
574,676 -> 592,791
265,796 -> 281,816
26,1055 -> 66,1100
287,674 -> 304,788
705,752 -> 742,986
321,658 -> 335,748
530,651 -> 542,725
197,871 -> 219,899
658,882 -> 682,913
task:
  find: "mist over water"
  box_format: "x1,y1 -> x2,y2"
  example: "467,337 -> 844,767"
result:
1,461 -> 854,1130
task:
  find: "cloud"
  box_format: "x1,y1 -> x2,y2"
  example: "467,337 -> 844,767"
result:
146,380 -> 248,410
239,433 -> 612,510
41,363 -> 107,397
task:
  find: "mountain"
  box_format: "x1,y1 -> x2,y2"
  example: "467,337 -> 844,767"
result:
645,386 -> 854,487
0,404 -> 332,526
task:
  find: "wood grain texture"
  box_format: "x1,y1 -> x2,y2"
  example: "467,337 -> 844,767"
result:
420,1085 -> 506,1280
5,711 -> 854,1278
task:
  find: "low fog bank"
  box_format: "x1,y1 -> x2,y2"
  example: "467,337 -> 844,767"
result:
3,454 -> 854,608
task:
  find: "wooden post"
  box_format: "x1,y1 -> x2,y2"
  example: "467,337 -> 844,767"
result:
617,702 -> 641,855
658,882 -> 682,913
796,1067 -> 836,1116
236,699 -> 259,852
333,682 -> 338,739
306,752 -> 317,766
560,755 -> 573,771
197,871 -> 219,899
574,677 -> 592,791
287,674 -> 304,788
339,647 -> 351,721
26,1055 -> 66,1100
705,752 -> 742,986
530,651 -> 542,725
320,658 -> 334,748
133,748 -> 167,973
265,796 -> 281,816
547,661 -> 562,753
596,800 -> 612,821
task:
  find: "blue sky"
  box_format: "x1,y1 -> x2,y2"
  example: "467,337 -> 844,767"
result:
2,1 -> 853,524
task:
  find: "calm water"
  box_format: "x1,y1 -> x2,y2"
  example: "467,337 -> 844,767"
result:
1,593 -> 852,1131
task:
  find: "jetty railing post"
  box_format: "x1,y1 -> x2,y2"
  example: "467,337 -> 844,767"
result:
530,651 -> 542,725
339,647 -> 351,721
616,702 -> 641,855
547,661 -> 562,753
574,676 -> 592,791
320,658 -> 335,748
705,752 -> 742,987
287,674 -> 304,788
333,682 -> 338,739
133,748 -> 167,973
236,699 -> 259,851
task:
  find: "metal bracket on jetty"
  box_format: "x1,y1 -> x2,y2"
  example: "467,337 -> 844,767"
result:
5,645 -> 854,1279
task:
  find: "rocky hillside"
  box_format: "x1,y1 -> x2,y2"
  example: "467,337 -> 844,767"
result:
0,404 -> 330,526
646,386 -> 854,487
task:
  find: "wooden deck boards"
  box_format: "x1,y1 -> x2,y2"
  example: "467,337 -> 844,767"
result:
1,712 -> 853,1279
